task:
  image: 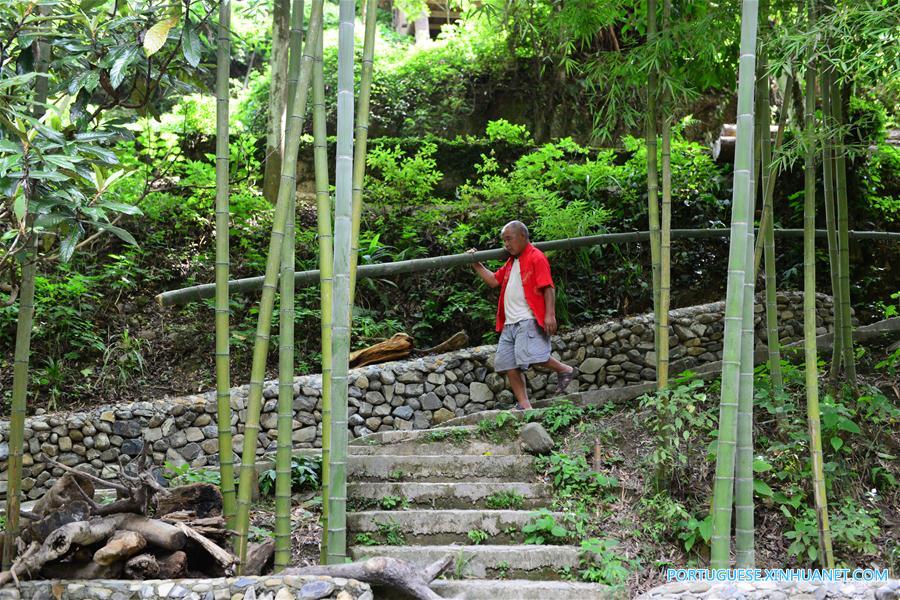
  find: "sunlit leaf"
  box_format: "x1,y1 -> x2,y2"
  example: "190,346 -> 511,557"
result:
144,17 -> 179,57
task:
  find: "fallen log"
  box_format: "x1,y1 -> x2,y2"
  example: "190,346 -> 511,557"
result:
119,515 -> 186,551
243,540 -> 276,576
156,483 -> 223,518
412,330 -> 469,357
350,333 -> 414,367
125,553 -> 160,579
93,530 -> 147,566
41,560 -> 123,580
0,516 -> 122,585
286,554 -> 456,600
173,522 -> 235,572
156,550 -> 189,578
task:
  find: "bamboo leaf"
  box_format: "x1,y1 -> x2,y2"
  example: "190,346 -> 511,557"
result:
143,17 -> 179,57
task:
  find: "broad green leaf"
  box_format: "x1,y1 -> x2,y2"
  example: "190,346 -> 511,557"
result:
550,525 -> 568,537
830,436 -> 843,451
13,191 -> 27,222
95,223 -> 138,246
99,200 -> 142,215
183,26 -> 201,67
68,70 -> 100,95
752,458 -> 773,472
144,17 -> 179,57
698,516 -> 712,542
0,140 -> 21,153
837,419 -> 860,434
753,479 -> 774,497
110,46 -> 140,89
59,229 -> 82,263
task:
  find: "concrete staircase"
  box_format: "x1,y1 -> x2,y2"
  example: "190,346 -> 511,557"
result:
345,423 -> 612,599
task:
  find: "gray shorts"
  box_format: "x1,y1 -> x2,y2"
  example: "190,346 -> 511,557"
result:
494,319 -> 552,372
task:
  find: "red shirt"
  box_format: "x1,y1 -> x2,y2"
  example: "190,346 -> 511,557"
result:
492,243 -> 554,332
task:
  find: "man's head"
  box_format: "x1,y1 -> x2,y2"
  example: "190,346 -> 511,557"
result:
501,221 -> 530,257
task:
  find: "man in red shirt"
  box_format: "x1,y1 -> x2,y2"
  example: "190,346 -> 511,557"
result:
468,221 -> 578,410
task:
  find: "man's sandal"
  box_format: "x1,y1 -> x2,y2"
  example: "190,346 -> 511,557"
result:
555,367 -> 578,394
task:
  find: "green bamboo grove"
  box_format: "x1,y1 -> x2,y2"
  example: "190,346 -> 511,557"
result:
232,0 -> 325,566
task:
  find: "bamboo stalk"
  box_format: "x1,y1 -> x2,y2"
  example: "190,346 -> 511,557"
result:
647,0 -> 661,355
832,81 -> 856,387
736,20 -> 766,565
752,74 -> 792,279
326,0 -> 355,564
263,0 -> 292,203
2,243 -> 37,571
157,229 -> 900,306
233,0 -> 324,567
710,0 -> 759,570
273,0 -> 305,572
802,12 -> 835,567
821,68 -> 844,380
348,0 -> 379,305
313,19 -> 335,563
657,0 -> 672,391
762,75 -> 789,401
214,0 -> 236,532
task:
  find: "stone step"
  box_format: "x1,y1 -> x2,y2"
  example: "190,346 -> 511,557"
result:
430,579 -> 613,600
434,410 -> 532,429
349,426 -> 521,456
347,454 -> 534,482
347,509 -> 559,545
348,481 -> 551,510
349,544 -> 581,580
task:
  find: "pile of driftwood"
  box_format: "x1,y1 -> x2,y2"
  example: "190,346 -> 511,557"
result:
0,447 -> 273,584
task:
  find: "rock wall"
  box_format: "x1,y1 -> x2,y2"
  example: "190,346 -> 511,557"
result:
0,575 -> 372,600
0,292 -> 836,501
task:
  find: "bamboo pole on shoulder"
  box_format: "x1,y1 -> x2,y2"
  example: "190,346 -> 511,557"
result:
802,8 -> 835,566
313,21 -> 335,563
647,0 -> 661,359
157,228 -> 900,307
214,0 -> 237,532
348,0 -> 379,305
233,0 -> 324,567
326,0 -> 356,564
710,0 -> 758,570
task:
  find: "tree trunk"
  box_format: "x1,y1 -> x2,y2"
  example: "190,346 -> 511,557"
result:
233,0 -> 324,568
263,0 -> 292,203
710,0 -> 759,570
327,0 -> 356,563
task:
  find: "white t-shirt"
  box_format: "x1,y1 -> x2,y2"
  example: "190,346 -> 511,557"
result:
504,259 -> 535,325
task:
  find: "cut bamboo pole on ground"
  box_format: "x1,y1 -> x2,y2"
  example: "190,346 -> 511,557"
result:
156,229 -> 900,306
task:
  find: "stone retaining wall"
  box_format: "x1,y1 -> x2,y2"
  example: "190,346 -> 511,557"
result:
0,292 -> 836,501
0,575 -> 372,600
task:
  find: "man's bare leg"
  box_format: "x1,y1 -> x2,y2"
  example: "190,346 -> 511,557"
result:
536,357 -> 574,374
503,369 -> 532,410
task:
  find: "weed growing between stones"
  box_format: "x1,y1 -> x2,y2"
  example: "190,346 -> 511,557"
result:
467,528 -> 489,544
485,490 -> 525,509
